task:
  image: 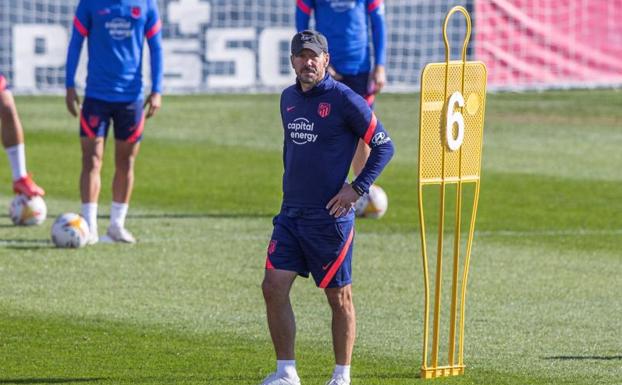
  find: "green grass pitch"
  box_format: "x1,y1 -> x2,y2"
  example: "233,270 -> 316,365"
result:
0,90 -> 620,384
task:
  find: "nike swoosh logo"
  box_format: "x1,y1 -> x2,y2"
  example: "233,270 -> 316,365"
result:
322,261 -> 333,271
286,106 -> 295,112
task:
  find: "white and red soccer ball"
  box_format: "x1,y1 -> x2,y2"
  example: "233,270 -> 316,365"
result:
355,184 -> 388,219
51,213 -> 91,248
9,194 -> 47,226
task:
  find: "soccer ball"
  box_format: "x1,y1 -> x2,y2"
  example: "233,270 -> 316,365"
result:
354,184 -> 388,219
51,213 -> 90,248
9,194 -> 47,226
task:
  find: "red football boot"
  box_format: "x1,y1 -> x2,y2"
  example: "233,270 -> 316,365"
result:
13,174 -> 45,197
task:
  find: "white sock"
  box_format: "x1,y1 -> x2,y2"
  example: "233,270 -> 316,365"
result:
109,201 -> 128,229
5,143 -> 27,181
81,203 -> 98,235
333,365 -> 351,382
276,360 -> 298,379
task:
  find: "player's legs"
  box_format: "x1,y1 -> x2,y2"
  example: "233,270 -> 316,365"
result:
79,98 -> 112,242
299,215 -> 355,384
0,78 -> 44,196
260,213 -> 308,385
260,269 -> 301,385
262,268 -> 299,360
325,285 -> 356,364
325,284 -> 355,384
106,99 -> 144,243
80,136 -> 105,241
112,139 -> 140,204
0,91 -> 24,147
103,139 -> 140,243
80,137 -> 105,203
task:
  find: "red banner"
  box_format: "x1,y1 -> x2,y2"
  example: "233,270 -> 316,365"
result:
475,0 -> 622,88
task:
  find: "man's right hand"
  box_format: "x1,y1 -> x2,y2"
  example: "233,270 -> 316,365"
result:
370,65 -> 386,94
65,87 -> 81,117
326,183 -> 359,218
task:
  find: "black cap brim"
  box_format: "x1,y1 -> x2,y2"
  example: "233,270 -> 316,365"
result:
293,43 -> 324,56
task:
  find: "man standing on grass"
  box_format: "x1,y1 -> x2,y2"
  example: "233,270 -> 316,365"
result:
65,0 -> 163,244
296,0 -> 387,178
259,30 -> 394,385
0,73 -> 45,198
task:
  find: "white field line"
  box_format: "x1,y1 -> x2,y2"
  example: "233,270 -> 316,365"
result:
1,229 -> 619,247
476,229 -> 622,237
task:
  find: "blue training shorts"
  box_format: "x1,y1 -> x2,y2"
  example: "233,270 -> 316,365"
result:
265,206 -> 355,289
338,72 -> 375,107
80,97 -> 145,142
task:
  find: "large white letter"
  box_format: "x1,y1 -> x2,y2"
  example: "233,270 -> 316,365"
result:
205,28 -> 255,88
258,27 -> 296,87
163,40 -> 202,90
12,24 -> 68,91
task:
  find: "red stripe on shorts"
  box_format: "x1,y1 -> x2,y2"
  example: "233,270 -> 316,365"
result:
319,228 -> 354,289
265,256 -> 275,269
79,112 -> 96,138
126,113 -> 146,143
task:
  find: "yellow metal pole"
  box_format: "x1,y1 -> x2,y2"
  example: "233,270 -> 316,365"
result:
448,160 -> 463,367
418,183 -> 430,372
443,6 -> 471,368
459,180 -> 480,366
417,59 -> 431,374
431,141 -> 446,370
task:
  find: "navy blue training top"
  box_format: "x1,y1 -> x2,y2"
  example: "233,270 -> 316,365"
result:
280,74 -> 394,209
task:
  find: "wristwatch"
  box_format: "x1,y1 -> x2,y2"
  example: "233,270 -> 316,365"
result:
351,182 -> 365,197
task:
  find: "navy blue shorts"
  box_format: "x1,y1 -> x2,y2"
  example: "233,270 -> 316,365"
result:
0,72 -> 8,92
80,97 -> 145,142
265,206 -> 355,288
338,72 -> 375,107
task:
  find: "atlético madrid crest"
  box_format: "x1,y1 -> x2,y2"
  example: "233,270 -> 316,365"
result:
131,6 -> 141,18
267,240 -> 277,255
89,115 -> 100,128
318,102 -> 331,118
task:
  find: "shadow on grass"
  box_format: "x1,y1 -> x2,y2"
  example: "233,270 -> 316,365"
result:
1,212 -> 272,223
202,373 -> 419,382
5,245 -> 53,250
0,379 -> 106,384
543,355 -> 622,361
356,372 -> 421,380
124,212 -> 273,220
0,238 -> 52,250
0,239 -> 49,244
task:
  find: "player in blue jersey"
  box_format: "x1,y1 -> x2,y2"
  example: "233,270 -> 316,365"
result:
0,73 -> 45,198
296,0 -> 386,177
259,31 -> 394,385
65,0 -> 163,244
